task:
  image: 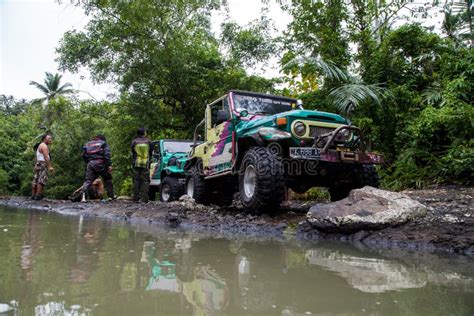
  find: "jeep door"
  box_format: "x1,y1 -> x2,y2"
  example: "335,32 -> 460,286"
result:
205,96 -> 234,176
150,141 -> 162,186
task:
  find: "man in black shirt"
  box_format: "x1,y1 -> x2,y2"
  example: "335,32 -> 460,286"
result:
81,134 -> 115,201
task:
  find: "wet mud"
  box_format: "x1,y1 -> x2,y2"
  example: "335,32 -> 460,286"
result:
1,186 -> 472,256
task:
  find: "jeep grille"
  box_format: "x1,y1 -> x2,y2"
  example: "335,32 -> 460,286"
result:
309,126 -> 335,138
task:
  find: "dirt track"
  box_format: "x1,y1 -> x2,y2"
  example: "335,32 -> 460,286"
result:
1,186 -> 473,256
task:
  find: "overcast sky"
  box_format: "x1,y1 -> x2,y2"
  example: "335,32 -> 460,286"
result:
0,0 -> 288,101
1,0 -> 442,101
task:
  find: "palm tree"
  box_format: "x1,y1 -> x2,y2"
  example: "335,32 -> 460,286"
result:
442,0 -> 473,46
284,55 -> 389,115
30,72 -> 75,129
29,72 -> 74,103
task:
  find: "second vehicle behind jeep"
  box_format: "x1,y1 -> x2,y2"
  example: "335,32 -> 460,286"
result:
149,139 -> 195,202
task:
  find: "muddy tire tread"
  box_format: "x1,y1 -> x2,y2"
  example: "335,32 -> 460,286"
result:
160,177 -> 184,202
188,164 -> 209,205
239,147 -> 285,211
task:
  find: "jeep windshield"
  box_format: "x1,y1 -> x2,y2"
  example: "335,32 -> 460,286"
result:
232,93 -> 295,116
163,141 -> 194,154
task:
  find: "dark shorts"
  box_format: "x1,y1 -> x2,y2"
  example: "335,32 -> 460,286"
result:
32,162 -> 48,186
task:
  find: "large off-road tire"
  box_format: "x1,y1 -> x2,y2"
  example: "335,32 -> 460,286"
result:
159,177 -> 185,202
329,164 -> 379,201
328,185 -> 352,202
186,165 -> 209,205
239,147 -> 285,211
358,164 -> 379,188
148,185 -> 158,201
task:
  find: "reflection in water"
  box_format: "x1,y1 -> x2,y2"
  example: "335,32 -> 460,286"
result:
305,249 -> 428,293
183,266 -> 229,316
140,239 -> 229,315
0,206 -> 473,316
141,241 -> 180,292
34,301 -> 91,316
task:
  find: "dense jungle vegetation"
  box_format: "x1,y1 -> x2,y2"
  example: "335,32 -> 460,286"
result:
1,0 -> 472,198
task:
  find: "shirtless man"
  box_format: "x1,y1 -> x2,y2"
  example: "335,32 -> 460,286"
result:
31,134 -> 54,200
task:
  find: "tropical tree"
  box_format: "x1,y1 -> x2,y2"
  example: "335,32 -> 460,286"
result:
282,54 -> 389,116
29,72 -> 75,129
442,0 -> 473,45
29,72 -> 74,103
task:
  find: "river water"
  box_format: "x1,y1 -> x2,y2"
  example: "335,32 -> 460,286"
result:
0,206 -> 473,316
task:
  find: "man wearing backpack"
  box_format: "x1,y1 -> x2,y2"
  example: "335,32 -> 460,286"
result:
81,134 -> 115,202
131,127 -> 153,202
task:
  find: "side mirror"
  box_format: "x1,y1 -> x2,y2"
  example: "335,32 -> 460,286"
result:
297,99 -> 304,110
216,109 -> 230,125
235,108 -> 249,118
239,110 -> 249,118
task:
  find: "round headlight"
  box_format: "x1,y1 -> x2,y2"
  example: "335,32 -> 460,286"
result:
293,122 -> 307,137
335,129 -> 351,142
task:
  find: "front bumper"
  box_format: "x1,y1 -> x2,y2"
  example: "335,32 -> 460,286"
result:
319,150 -> 383,164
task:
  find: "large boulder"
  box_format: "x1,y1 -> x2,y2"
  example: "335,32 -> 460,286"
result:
307,186 -> 427,233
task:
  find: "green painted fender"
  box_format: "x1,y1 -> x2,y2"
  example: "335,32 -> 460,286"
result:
257,127 -> 292,141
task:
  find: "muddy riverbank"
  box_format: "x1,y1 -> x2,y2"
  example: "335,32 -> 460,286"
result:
1,186 -> 472,256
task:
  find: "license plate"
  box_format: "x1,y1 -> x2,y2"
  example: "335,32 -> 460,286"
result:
289,147 -> 320,159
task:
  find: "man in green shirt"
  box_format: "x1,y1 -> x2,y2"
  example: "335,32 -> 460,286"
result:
131,127 -> 153,202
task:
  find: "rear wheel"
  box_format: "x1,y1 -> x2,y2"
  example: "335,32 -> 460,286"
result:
358,164 -> 379,188
159,177 -> 184,202
329,164 -> 379,201
186,165 -> 209,205
239,147 -> 285,211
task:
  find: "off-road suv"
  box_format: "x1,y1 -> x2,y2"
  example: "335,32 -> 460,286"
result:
149,139 -> 195,202
184,90 -> 382,210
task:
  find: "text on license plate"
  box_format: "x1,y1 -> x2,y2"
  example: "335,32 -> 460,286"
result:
289,147 -> 320,159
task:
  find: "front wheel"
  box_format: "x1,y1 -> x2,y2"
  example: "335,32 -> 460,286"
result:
160,177 -> 184,202
239,147 -> 285,211
185,165 -> 209,205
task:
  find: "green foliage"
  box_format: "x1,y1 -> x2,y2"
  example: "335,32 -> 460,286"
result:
0,103 -> 39,195
284,0 -> 349,68
281,0 -> 473,190
0,168 -> 8,195
221,15 -> 276,67
57,0 -> 275,132
291,187 -> 330,202
385,103 -> 474,189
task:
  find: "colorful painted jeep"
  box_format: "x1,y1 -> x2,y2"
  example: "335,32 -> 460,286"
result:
184,90 -> 383,210
149,139 -> 195,202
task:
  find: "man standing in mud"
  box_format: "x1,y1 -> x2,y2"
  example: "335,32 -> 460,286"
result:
81,134 -> 115,202
131,127 -> 153,202
31,134 -> 54,200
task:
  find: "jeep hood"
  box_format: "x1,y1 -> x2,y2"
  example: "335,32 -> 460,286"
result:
284,110 -> 348,124
236,109 -> 348,132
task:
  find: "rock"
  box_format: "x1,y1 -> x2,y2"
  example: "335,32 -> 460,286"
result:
307,186 -> 427,233
179,195 -> 194,202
